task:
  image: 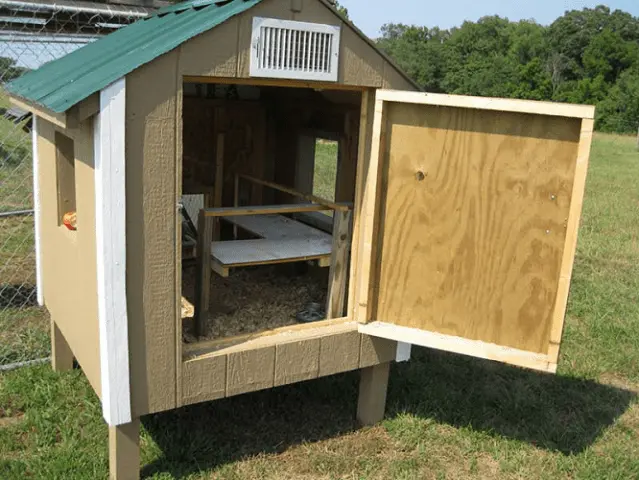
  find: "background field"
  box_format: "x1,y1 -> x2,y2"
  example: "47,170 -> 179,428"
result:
0,133 -> 638,479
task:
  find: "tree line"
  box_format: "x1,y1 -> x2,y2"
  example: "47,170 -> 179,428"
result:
376,5 -> 639,134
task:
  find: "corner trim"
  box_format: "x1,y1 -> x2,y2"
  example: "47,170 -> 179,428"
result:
94,78 -> 132,426
31,117 -> 43,307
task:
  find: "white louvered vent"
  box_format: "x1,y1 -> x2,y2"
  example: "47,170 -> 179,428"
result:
250,17 -> 341,82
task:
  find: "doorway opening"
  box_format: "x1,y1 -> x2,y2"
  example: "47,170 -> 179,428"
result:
178,80 -> 362,352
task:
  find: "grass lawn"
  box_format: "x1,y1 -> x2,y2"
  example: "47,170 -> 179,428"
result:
1,133 -> 638,479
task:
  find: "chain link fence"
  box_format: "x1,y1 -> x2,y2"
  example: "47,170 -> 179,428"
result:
0,0 -> 159,368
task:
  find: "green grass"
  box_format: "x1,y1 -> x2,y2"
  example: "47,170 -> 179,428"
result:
313,140 -> 338,202
1,134 -> 639,479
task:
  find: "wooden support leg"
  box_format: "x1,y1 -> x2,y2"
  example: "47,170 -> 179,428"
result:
194,211 -> 213,337
326,210 -> 352,318
109,418 -> 140,480
356,362 -> 390,426
51,321 -> 73,372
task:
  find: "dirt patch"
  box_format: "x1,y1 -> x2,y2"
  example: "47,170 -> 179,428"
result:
0,404 -> 24,429
0,413 -> 23,428
599,372 -> 639,393
182,264 -> 328,342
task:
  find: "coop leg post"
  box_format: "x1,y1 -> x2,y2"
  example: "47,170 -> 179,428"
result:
109,418 -> 140,480
357,362 -> 390,426
51,321 -> 73,372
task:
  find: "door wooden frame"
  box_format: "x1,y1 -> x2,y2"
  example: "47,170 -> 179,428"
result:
355,90 -> 595,373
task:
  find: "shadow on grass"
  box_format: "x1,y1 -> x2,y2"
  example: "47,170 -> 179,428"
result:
0,284 -> 37,309
141,348 -> 635,478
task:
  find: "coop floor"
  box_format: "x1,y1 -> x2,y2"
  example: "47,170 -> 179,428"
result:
181,263 -> 328,343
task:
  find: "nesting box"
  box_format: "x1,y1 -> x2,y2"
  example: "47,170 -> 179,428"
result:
7,0 -> 594,478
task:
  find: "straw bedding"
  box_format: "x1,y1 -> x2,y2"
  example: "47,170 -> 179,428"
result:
182,264 -> 327,343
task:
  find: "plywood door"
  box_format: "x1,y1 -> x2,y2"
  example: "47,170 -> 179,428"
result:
357,91 -> 594,372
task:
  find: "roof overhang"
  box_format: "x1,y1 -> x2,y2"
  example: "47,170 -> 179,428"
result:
10,91 -> 99,130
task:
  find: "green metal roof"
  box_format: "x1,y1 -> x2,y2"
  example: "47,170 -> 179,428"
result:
6,0 -> 263,113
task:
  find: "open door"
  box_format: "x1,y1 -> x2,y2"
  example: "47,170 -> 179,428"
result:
356,90 -> 595,373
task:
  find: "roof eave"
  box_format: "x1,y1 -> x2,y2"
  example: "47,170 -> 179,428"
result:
9,91 -> 100,130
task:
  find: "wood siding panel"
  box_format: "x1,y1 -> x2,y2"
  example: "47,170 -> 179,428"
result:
372,104 -> 582,354
126,51 -> 180,416
382,61 -> 417,90
274,339 -> 320,386
339,26 -> 384,87
37,118 -> 101,396
182,324 -> 392,407
179,17 -> 239,78
319,330 -> 360,376
182,355 -> 227,404
227,347 -> 276,396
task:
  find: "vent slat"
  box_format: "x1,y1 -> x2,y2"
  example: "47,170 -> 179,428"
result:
304,32 -> 311,72
284,29 -> 289,70
319,33 -> 324,72
250,18 -> 340,81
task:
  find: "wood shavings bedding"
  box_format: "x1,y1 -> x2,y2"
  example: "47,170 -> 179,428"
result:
182,264 -> 327,343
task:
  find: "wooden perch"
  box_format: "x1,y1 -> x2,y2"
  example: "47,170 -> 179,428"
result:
238,173 -> 350,212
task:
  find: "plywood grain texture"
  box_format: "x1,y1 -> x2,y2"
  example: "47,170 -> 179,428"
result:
126,51 -> 179,416
37,118 -> 102,396
370,102 -> 582,354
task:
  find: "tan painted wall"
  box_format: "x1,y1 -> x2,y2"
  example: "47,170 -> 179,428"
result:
178,0 -> 417,89
125,51 -> 181,417
37,117 -> 101,396
123,0 -> 417,417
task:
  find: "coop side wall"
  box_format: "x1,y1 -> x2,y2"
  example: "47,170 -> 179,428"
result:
36,116 -> 101,396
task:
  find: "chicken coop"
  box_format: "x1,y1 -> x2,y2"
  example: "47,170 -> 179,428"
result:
7,0 -> 594,478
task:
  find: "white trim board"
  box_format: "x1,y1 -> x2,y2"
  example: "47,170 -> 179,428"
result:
31,117 -> 43,307
359,322 -> 557,373
395,342 -> 412,363
94,77 -> 132,426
